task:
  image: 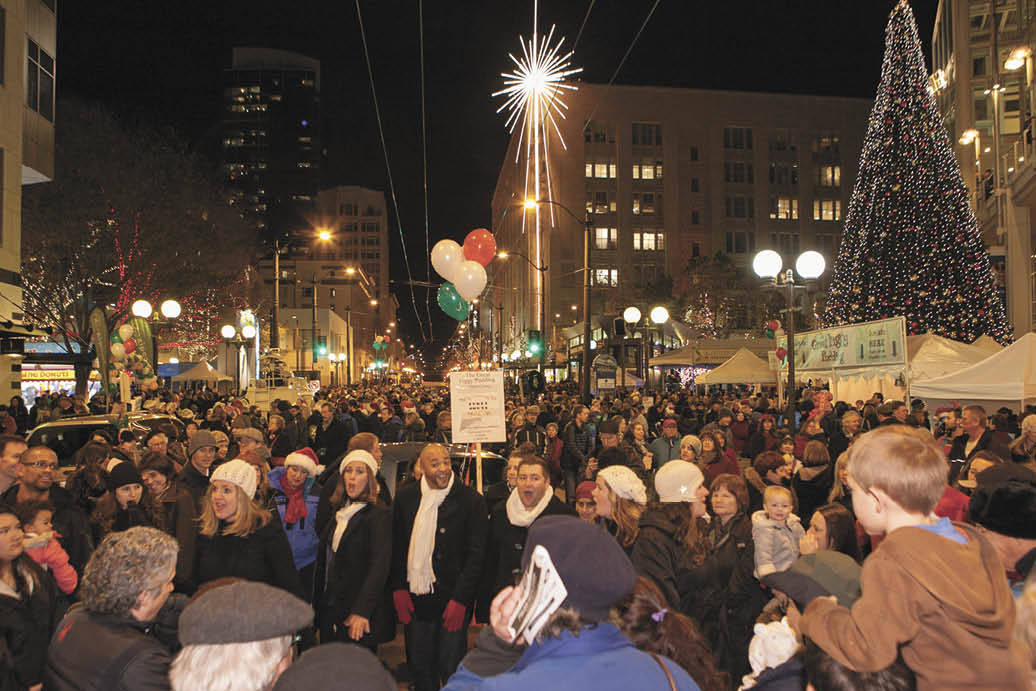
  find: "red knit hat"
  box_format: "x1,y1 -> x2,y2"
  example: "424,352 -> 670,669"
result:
576,481 -> 596,501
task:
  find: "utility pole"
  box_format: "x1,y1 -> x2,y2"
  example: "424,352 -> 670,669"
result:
582,210 -> 592,404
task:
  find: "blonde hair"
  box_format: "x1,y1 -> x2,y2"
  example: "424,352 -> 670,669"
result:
847,426 -> 947,514
763,484 -> 793,506
605,486 -> 644,549
828,451 -> 851,503
840,411 -> 861,435
198,484 -> 272,538
1014,580 -> 1036,681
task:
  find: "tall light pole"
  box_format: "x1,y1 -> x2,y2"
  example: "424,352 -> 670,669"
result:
649,306 -> 670,393
496,247 -> 548,367
753,249 -> 826,432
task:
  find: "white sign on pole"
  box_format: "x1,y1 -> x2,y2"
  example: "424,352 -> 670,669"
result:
449,370 -> 507,443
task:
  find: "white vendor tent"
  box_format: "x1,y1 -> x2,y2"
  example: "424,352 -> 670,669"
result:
171,360 -> 232,384
911,332 -> 1036,411
906,333 -> 993,382
972,334 -> 1005,354
697,348 -> 775,385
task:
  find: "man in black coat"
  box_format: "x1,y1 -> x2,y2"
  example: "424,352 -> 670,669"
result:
2,446 -> 93,576
390,443 -> 487,691
561,406 -> 592,503
176,431 -> 219,514
512,406 -> 547,456
948,405 -> 1009,486
315,402 -> 350,468
482,456 -> 572,602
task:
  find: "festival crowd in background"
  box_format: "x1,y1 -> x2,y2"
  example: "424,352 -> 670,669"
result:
1,379 -> 1036,690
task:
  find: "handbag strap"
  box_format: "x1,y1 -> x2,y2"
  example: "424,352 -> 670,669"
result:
649,651 -> 677,691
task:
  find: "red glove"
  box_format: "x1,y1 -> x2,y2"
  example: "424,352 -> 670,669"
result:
442,600 -> 467,632
393,590 -> 414,625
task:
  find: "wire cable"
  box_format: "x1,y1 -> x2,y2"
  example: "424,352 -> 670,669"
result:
355,0 -> 427,341
419,0 -> 434,339
572,0 -> 596,52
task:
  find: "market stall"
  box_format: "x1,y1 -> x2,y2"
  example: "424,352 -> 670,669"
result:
697,348 -> 775,386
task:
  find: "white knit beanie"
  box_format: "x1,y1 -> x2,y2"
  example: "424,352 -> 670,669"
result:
284,452 -> 323,478
597,465 -> 647,505
340,449 -> 378,476
211,459 -> 258,500
654,460 -> 704,503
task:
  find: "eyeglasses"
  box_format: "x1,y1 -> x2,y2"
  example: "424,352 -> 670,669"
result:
22,461 -> 57,470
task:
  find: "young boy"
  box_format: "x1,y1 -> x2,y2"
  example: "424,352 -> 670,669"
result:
16,500 -> 78,595
752,485 -> 805,577
794,425 -> 1030,690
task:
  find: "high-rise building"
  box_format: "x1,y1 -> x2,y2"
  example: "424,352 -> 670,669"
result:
0,0 -> 56,394
489,83 -> 870,367
222,47 -> 321,246
931,0 -> 1036,337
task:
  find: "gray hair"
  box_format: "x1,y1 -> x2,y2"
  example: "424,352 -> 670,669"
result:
841,410 -> 861,435
81,526 -> 178,617
170,636 -> 293,691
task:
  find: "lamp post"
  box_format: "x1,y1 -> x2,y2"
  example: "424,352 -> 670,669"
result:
523,198 -> 592,403
220,324 -> 244,393
131,298 -> 181,370
622,306 -> 641,389
753,249 -> 826,433
496,248 -> 548,368
649,306 -> 670,393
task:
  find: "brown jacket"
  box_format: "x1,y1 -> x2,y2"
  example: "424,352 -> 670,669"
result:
802,522 -> 1030,690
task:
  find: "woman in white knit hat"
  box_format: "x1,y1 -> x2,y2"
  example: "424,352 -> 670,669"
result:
193,458 -> 303,598
629,460 -> 709,612
593,465 -> 648,555
313,448 -> 393,651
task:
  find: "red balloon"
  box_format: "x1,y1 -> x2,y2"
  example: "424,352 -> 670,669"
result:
123,338 -> 137,354
775,347 -> 787,361
767,319 -> 780,331
463,228 -> 497,267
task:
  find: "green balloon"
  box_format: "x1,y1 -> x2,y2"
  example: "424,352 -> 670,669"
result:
437,282 -> 469,321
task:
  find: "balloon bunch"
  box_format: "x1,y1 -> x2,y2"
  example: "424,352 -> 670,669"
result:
372,335 -> 389,351
109,323 -> 158,391
765,319 -> 789,361
431,229 -> 496,321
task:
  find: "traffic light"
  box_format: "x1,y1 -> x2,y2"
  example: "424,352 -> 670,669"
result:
313,337 -> 328,358
527,329 -> 543,355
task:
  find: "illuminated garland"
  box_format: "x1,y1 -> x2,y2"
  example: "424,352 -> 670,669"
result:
823,0 -> 1012,344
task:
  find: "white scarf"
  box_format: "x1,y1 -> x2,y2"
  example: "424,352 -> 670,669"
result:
505,486 -> 554,527
407,473 -> 455,595
331,502 -> 367,552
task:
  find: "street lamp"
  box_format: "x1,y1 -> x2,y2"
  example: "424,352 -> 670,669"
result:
160,299 -> 181,319
753,249 -> 827,432
496,246 -> 549,368
221,324 -> 246,393
131,300 -> 152,319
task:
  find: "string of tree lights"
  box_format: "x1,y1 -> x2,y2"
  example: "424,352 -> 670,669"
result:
823,0 -> 1012,344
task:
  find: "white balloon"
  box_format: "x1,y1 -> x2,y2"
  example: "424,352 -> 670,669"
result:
431,239 -> 464,282
454,260 -> 487,302
118,324 -> 135,342
110,343 -> 126,359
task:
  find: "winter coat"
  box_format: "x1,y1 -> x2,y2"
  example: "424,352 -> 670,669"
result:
745,431 -> 780,463
560,421 -> 592,472
315,502 -> 394,646
315,419 -> 351,466
43,607 -> 172,691
701,451 -> 741,487
269,467 -> 323,571
0,560 -> 58,690
378,415 -> 405,444
544,437 -> 563,486
630,507 -> 697,610
483,496 -> 574,600
827,429 -> 852,462
1,485 -> 93,579
677,512 -> 766,682
193,516 -> 303,598
751,510 -> 805,577
443,623 -> 699,691
791,463 -> 834,526
793,432 -> 827,461
744,468 -> 797,515
648,435 -> 681,466
268,429 -> 296,464
24,534 -> 77,596
512,423 -> 547,456
152,483 -> 197,592
175,461 -> 209,515
390,476 -> 488,620
730,419 -> 751,456
403,417 -> 426,442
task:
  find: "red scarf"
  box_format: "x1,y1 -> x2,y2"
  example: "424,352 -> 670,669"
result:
282,481 -> 307,524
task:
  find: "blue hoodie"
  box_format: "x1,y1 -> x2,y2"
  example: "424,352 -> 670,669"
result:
269,466 -> 322,569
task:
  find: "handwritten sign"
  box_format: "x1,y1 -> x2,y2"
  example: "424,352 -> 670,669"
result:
449,370 -> 507,443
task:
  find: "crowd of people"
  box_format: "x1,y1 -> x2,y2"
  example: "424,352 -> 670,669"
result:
2,381 -> 1036,690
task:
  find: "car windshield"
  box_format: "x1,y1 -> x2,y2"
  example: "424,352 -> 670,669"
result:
28,424 -> 117,466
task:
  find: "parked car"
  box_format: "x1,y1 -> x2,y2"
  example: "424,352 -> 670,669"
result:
365,442 -> 506,499
27,412 -> 185,468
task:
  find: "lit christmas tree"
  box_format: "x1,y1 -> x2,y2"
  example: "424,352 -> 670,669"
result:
823,0 -> 1012,343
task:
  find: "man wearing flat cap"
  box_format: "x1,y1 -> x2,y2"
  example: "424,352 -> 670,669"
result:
967,463 -> 1036,592
170,580 -> 313,691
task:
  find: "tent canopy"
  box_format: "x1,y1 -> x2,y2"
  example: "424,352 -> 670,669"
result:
972,334 -> 1005,354
171,360 -> 231,383
912,332 -> 1036,405
649,338 -> 772,367
906,333 -> 992,382
697,348 -> 775,385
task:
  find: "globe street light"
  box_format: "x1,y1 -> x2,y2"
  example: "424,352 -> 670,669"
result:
623,306 -> 642,324
650,306 -> 670,325
241,324 -> 257,340
753,249 -> 827,432
220,324 -> 236,339
160,299 -> 182,319
132,300 -> 153,319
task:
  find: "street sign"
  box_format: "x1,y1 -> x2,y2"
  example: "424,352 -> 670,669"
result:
449,370 -> 506,443
592,354 -> 618,391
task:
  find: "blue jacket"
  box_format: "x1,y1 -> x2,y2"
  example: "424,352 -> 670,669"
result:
269,467 -> 322,569
443,623 -> 699,691
649,435 -> 682,465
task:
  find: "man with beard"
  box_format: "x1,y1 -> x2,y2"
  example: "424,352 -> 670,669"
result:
391,444 -> 487,691
2,445 -> 94,575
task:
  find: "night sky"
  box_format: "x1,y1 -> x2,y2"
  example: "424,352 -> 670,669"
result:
57,1 -> 940,359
